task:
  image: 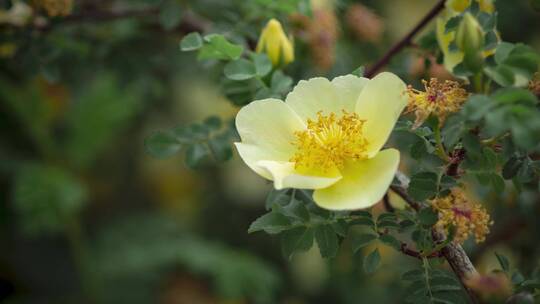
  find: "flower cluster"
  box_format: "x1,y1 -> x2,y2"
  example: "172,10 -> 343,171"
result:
406,78 -> 468,128
431,188 -> 492,244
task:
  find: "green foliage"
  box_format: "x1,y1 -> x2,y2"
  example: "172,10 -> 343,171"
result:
145,116 -> 237,168
94,214 -> 281,303
12,164 -> 86,236
402,263 -> 466,304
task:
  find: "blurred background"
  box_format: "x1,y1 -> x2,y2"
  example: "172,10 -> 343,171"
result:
0,0 -> 539,303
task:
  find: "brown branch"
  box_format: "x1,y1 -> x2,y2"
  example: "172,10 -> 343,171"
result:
390,171 -> 480,304
364,0 -> 446,78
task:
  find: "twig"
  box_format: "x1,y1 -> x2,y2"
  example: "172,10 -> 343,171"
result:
364,0 -> 446,78
390,171 -> 480,304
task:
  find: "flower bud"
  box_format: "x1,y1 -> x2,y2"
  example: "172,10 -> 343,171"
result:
256,19 -> 294,67
456,13 -> 484,71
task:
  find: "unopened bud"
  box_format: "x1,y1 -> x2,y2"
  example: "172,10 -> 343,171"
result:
256,19 -> 294,67
456,13 -> 484,71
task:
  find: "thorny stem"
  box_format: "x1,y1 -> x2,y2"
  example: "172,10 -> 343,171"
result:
364,0 -> 446,78
390,172 -> 480,304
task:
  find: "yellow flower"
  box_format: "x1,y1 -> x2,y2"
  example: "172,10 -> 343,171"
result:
235,72 -> 408,210
436,0 -> 495,73
431,188 -> 492,244
256,19 -> 294,67
406,78 -> 468,127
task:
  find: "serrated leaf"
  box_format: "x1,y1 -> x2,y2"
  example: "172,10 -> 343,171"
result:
409,172 -> 438,201
331,219 -> 348,237
379,234 -> 401,251
248,212 -> 291,234
281,227 -> 314,259
265,189 -> 290,210
418,208 -> 439,227
252,53 -> 272,77
314,225 -> 339,258
282,198 -> 310,222
495,252 -> 510,272
350,217 -> 375,227
363,248 -> 381,274
185,143 -> 210,168
198,34 -> 243,61
402,269 -> 424,281
144,131 -> 182,158
377,221 -> 401,230
351,233 -> 378,253
224,59 -> 257,80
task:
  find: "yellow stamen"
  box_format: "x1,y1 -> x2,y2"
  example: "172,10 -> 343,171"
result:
291,110 -> 369,173
431,188 -> 492,244
406,78 -> 468,128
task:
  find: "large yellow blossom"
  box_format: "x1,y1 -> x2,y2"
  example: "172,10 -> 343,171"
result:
235,72 -> 408,210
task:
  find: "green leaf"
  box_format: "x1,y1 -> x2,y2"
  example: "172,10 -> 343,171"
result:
418,208 -> 439,227
401,269 -> 424,281
265,189 -> 290,210
185,143 -> 210,168
282,198 -> 310,222
377,213 -> 397,222
198,34 -> 243,61
430,277 -> 462,292
445,15 -> 462,33
363,248 -> 381,274
484,64 -> 515,87
495,42 -> 515,64
281,227 -> 314,259
462,95 -> 494,121
270,71 -> 293,96
159,0 -> 183,30
377,221 -> 401,230
314,225 -> 339,258
503,156 -> 524,179
224,59 -> 257,80
180,32 -> 203,51
350,217 -> 375,227
408,172 -> 438,201
248,211 -> 291,234
331,219 -> 348,237
495,252 -> 510,272
351,66 -> 365,77
379,234 -> 401,251
351,233 -> 378,253
252,53 -> 272,77
13,165 -> 86,236
144,131 -> 182,158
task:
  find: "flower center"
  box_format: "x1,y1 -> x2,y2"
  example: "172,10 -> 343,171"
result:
290,110 -> 369,173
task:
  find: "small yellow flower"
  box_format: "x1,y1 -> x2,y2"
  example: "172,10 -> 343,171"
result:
235,72 -> 408,210
256,19 -> 294,67
436,0 -> 496,73
431,188 -> 492,244
406,78 -> 468,128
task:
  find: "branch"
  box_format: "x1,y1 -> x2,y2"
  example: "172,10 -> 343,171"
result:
364,0 -> 446,78
390,171 -> 480,304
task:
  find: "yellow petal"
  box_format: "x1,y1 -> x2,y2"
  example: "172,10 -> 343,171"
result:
313,149 -> 400,210
235,143 -> 274,180
354,72 -> 407,156
436,17 -> 464,73
285,75 -> 367,121
235,98 -> 305,161
256,160 -> 342,190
